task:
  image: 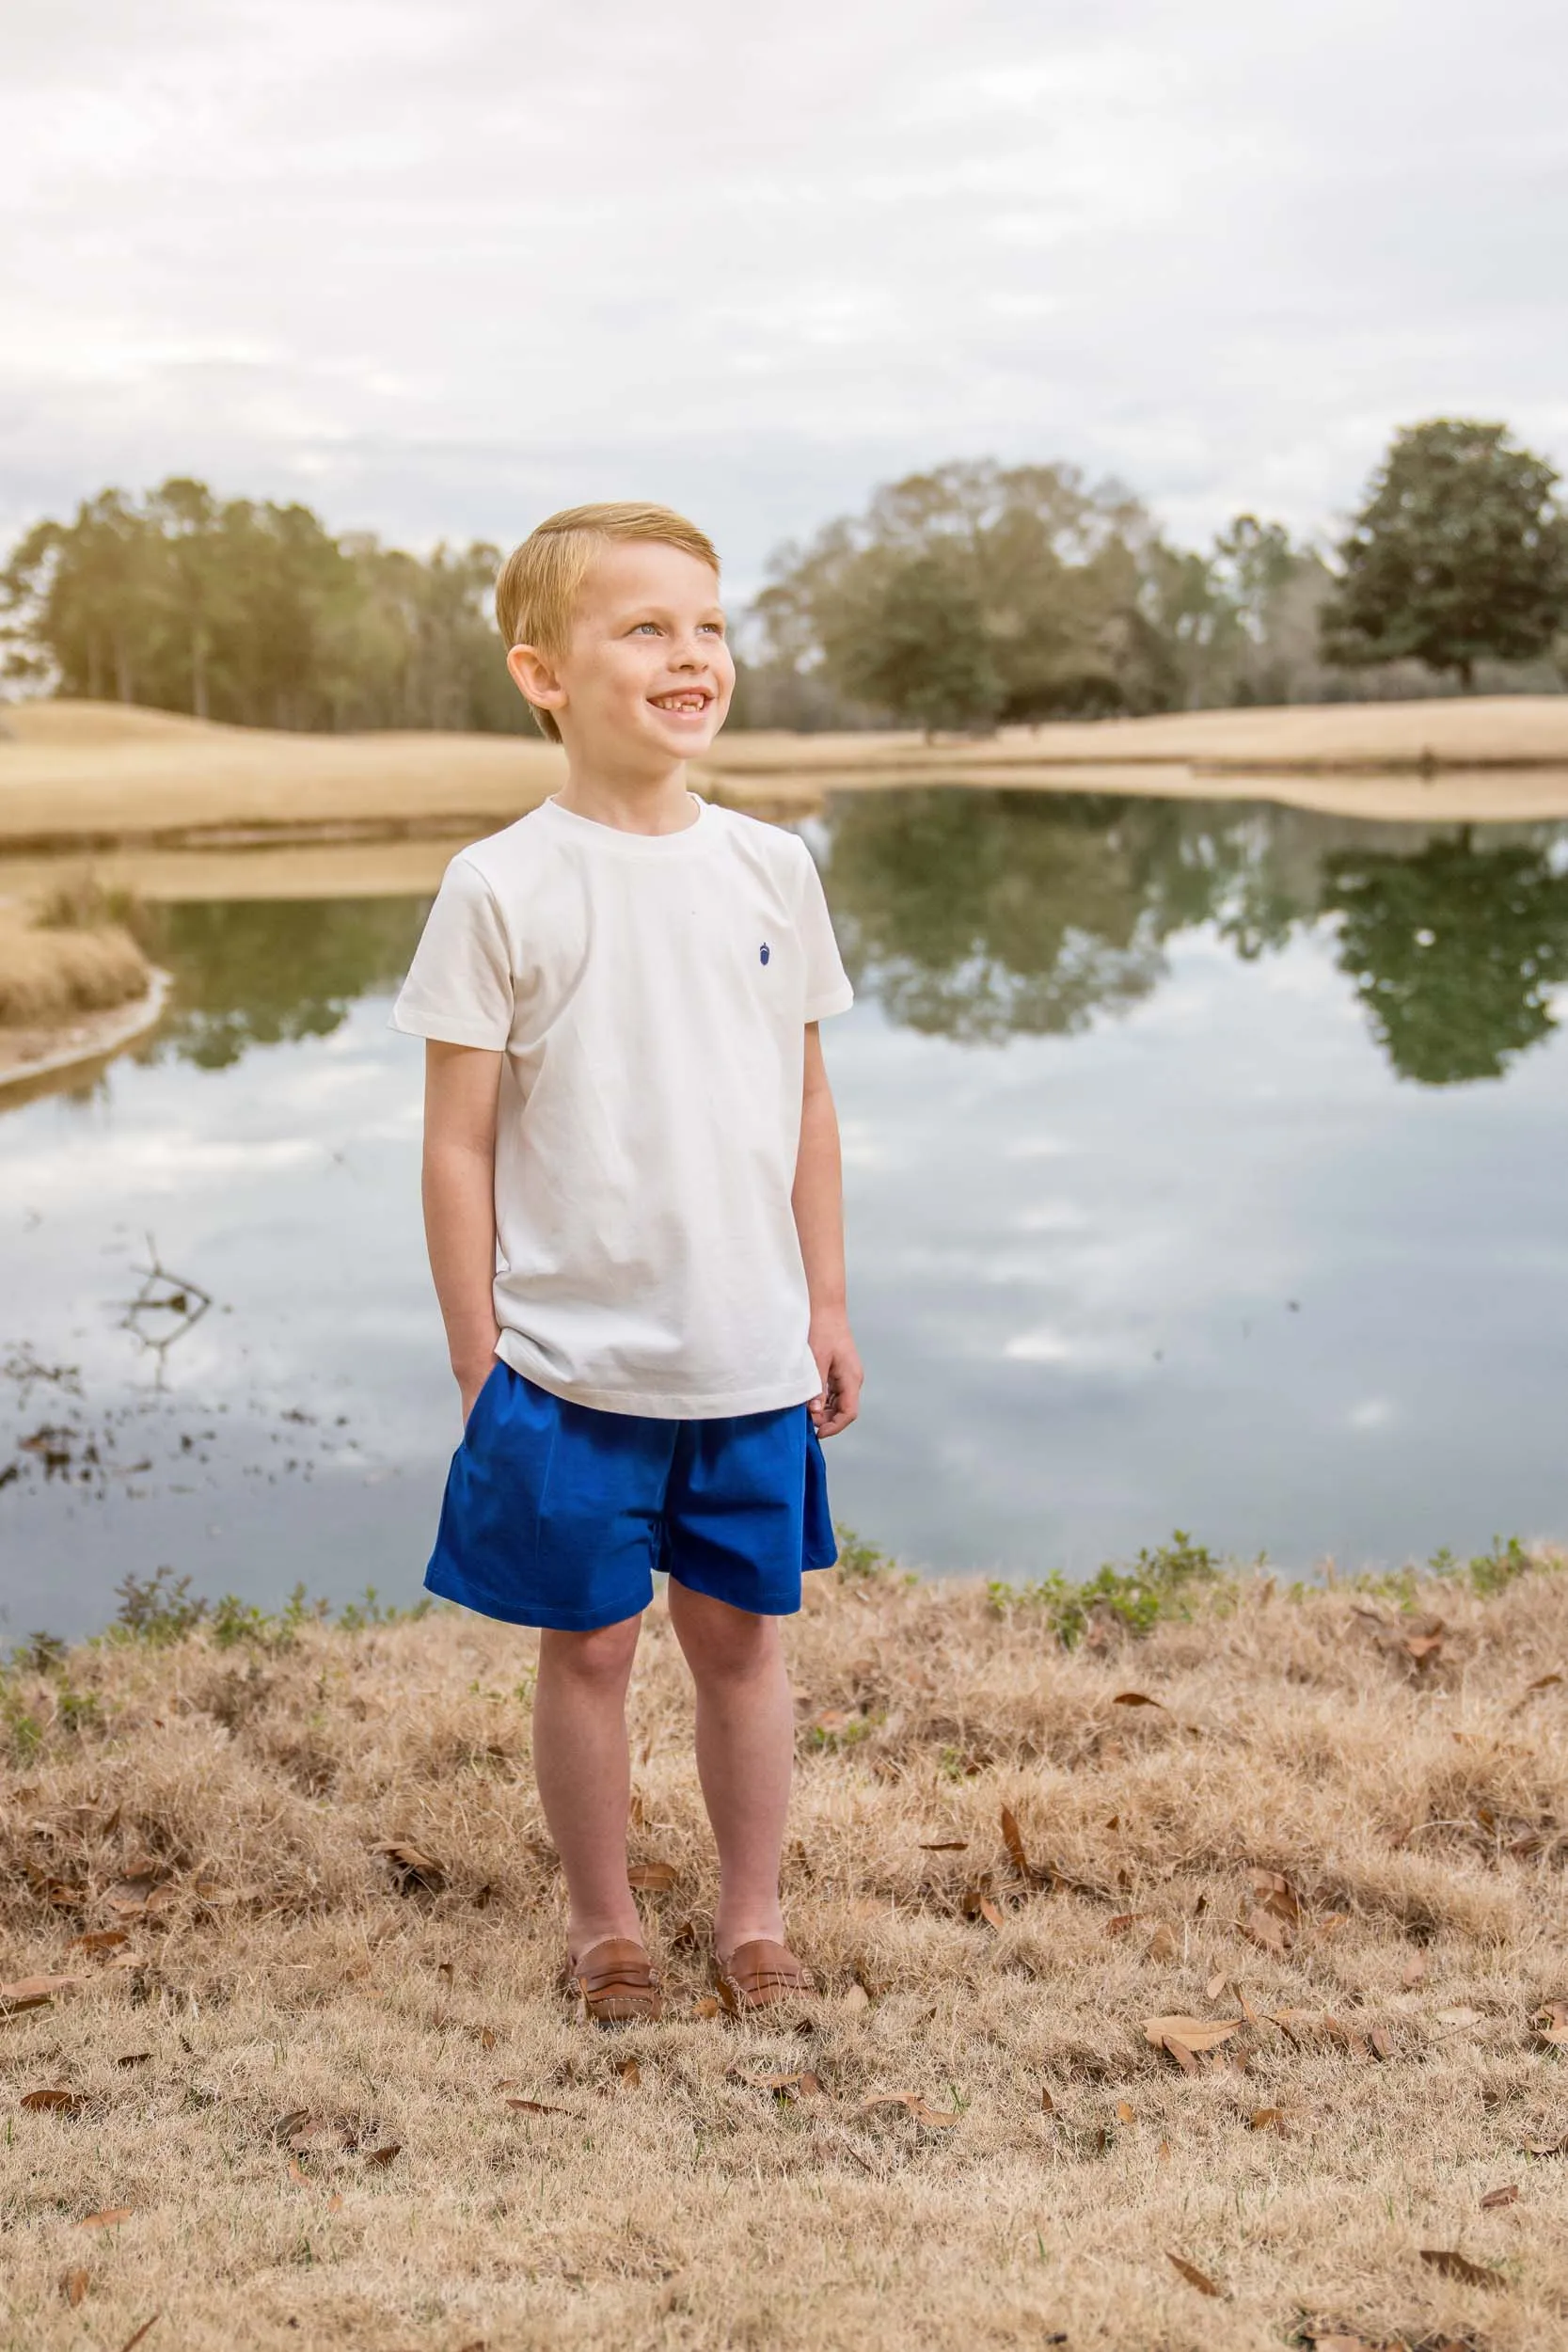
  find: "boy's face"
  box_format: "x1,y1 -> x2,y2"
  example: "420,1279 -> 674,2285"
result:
510,539 -> 734,768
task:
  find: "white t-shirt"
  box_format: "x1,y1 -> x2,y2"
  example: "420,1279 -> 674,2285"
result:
391,794 -> 854,1418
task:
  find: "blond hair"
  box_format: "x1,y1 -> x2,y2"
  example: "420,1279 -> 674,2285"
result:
495,501 -> 721,742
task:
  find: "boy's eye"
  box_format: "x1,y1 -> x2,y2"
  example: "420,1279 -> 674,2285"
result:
699,622 -> 725,636
630,622 -> 661,636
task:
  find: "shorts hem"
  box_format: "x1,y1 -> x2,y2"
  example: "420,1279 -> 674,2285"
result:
664,1561 -> 803,1617
422,1564 -> 651,1631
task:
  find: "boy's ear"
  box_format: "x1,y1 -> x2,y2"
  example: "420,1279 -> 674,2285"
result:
507,642 -> 565,718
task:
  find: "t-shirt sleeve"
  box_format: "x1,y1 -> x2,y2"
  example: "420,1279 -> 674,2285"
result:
793,840 -> 854,1023
388,854 -> 515,1048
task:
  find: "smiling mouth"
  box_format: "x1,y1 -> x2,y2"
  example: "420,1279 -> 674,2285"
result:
649,690 -> 712,714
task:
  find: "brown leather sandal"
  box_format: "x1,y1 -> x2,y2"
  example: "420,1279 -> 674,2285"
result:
712,1938 -> 814,2016
568,1937 -> 662,2026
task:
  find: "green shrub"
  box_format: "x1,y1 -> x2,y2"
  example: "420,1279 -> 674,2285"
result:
989,1531 -> 1222,1645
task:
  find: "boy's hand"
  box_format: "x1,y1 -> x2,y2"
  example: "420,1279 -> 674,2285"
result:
456,1355 -> 499,1429
807,1311 -> 863,1438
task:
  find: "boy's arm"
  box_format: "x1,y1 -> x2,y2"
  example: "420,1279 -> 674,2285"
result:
422,1040 -> 503,1424
793,1022 -> 862,1438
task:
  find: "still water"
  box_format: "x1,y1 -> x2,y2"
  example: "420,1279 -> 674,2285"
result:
4,787 -> 1568,1641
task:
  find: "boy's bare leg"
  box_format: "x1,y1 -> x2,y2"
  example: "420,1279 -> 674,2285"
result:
665,1581 -> 794,1956
532,1618 -> 645,1963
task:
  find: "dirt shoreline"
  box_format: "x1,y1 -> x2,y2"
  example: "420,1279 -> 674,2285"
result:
5,695 -> 1568,850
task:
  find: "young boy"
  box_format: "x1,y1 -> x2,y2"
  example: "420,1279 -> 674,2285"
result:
390,502 -> 861,2024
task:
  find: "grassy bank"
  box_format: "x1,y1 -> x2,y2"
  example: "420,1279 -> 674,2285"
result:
0,877 -> 157,1088
5,698 -> 1568,850
3,1543 -> 1567,2349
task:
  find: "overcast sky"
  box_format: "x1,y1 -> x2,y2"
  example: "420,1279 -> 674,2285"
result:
3,0 -> 1563,594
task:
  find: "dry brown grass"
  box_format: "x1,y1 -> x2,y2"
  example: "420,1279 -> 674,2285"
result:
4,1560 -> 1568,2350
0,896 -> 151,1025
5,697 -> 1568,850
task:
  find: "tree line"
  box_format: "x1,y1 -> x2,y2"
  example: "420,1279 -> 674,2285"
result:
3,421 -> 1565,734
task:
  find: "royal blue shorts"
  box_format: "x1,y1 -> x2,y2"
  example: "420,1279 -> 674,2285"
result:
423,1360 -> 838,1630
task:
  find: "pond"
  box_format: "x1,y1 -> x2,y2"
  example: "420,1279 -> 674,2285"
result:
4,785 -> 1568,1642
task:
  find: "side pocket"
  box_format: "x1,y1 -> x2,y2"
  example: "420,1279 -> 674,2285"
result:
462,1359 -> 507,1449
802,1416 -> 837,1568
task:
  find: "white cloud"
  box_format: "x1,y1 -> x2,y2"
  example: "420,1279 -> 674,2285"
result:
3,0 -> 1563,590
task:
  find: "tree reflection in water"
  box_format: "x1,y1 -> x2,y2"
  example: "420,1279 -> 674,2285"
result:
143,897 -> 432,1071
819,787 -> 1568,1086
124,795 -> 1568,1091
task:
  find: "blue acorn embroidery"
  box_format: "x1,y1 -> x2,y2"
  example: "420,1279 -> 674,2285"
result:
759,942 -> 770,965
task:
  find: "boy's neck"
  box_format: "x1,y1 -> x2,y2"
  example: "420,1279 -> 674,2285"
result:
554,755 -> 699,836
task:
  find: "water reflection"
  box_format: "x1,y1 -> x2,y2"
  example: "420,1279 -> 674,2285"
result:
1321,832 -> 1568,1086
142,898 -> 430,1070
820,790 -> 1568,1084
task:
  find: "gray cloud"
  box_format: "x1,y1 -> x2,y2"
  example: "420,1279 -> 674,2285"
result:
2,0 -> 1563,591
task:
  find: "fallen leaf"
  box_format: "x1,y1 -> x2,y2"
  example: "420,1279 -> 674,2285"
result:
1367,2026 -> 1395,2062
1419,2249 -> 1504,2288
1238,1989 -> 1261,2026
1248,1867 -> 1301,1923
21,2088 -> 86,2115
1164,2035 -> 1198,2074
1206,1971 -> 1231,2002
1115,2099 -> 1135,2124
0,1973 -> 83,2013
363,2144 -> 401,2168
734,2067 -> 818,2099
70,1931 -> 128,1957
1156,2137 -> 1171,2161
978,1898 -> 1004,1930
1247,2107 -> 1288,2134
1532,2002 -> 1568,2044
626,1861 -> 678,1892
1145,1923 -> 1179,1963
1323,2015 -> 1371,2060
1040,2087 -> 1055,2113
1113,1691 -> 1165,1708
370,1839 -> 444,1894
617,2058 -> 642,2088
1000,1804 -> 1031,1878
1104,1913 -> 1142,1938
287,2117 -> 356,2154
116,2051 -> 151,2069
80,2207 -> 134,2229
325,2192 -> 343,2215
505,2097 -> 578,2118
1479,2182 -> 1518,2209
269,2107 -> 312,2146
858,2091 -> 960,2127
437,1961 -> 454,1986
842,1983 -> 870,2012
692,1995 -> 721,2020
1401,1953 -> 1428,1988
59,2266 -> 89,2305
117,2319 -> 161,2352
287,2158 -> 309,2186
1523,2133 -> 1568,2156
1402,1631 -> 1445,1668
1526,1672 -> 1562,1691
1436,2006 -> 1485,2028
1241,1905 -> 1290,1957
917,1839 -> 968,1851
1166,2250 -> 1223,2296
1143,2014 -> 1243,2054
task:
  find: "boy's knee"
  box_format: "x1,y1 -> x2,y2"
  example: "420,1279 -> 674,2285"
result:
671,1587 -> 778,1680
540,1617 -> 641,1689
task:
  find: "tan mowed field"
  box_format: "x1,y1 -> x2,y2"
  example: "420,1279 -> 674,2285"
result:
7,697 -> 1568,847
4,1558 -> 1568,2350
